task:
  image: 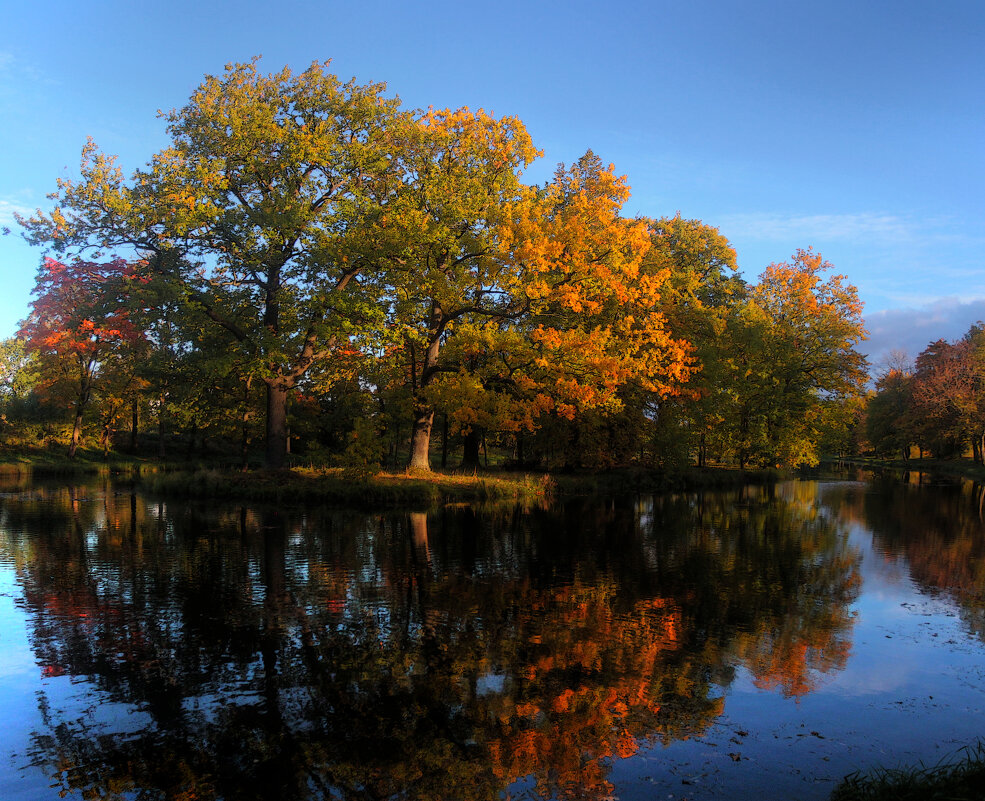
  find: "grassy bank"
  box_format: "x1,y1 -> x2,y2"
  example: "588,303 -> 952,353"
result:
831,741 -> 985,801
139,466 -> 557,509
137,463 -> 784,507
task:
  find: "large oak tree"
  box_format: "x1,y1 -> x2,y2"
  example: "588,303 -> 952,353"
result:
21,59 -> 403,467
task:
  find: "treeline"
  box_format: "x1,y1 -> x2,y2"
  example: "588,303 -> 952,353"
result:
864,323 -> 985,463
1,59 -> 867,471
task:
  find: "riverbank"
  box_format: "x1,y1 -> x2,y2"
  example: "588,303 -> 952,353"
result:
0,455 -> 782,508
830,456 -> 985,483
138,464 -> 783,508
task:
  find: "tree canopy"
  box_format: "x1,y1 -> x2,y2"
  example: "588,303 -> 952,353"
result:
10,58 -> 869,470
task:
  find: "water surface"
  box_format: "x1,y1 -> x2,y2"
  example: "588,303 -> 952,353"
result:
1,473 -> 984,800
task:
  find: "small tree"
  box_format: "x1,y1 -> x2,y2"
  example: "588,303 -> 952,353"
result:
20,257 -> 146,457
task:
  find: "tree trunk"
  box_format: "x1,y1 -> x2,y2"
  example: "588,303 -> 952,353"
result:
409,404 -> 434,470
461,427 -> 482,471
130,398 -> 139,452
187,419 -> 198,457
406,302 -> 445,472
158,408 -> 167,460
241,413 -> 251,472
68,405 -> 84,459
265,381 -> 290,469
441,414 -> 449,468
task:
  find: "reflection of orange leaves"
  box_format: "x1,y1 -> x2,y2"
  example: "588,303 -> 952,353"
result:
515,702 -> 540,718
552,688 -> 575,713
616,730 -> 638,759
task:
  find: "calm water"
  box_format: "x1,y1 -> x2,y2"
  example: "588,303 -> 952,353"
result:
1,472 -> 984,801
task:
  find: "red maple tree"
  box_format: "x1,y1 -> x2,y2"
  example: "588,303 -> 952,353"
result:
20,257 -> 145,457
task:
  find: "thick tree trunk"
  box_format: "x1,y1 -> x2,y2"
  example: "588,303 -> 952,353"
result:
406,302 -> 445,472
408,404 -> 434,470
461,427 -> 482,471
266,382 -> 290,469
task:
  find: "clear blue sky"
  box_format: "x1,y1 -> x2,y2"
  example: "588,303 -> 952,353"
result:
2,0 -> 983,367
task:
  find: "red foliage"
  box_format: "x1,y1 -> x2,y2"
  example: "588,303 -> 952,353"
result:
20,257 -> 145,360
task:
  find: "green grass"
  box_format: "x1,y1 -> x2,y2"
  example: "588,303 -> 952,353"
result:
831,741 -> 985,801
139,466 -> 555,509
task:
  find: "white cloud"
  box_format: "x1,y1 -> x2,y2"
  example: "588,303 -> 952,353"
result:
719,212 -> 913,244
862,298 -> 985,370
0,198 -> 33,229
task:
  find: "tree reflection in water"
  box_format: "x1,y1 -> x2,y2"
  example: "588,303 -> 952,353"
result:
0,480 -> 860,800
827,473 -> 985,639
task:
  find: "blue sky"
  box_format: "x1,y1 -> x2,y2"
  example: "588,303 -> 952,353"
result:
2,0 -> 983,367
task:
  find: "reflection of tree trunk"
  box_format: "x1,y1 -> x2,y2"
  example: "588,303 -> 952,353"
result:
260,511 -> 288,728
410,512 -> 430,562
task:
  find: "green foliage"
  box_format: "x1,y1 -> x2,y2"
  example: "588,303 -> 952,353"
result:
340,416 -> 384,477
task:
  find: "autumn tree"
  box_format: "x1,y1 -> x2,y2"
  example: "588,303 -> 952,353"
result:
20,59 -> 404,467
643,215 -> 743,467
369,107 -> 539,470
490,152 -> 693,469
718,250 -> 867,467
19,257 -> 146,457
908,326 -> 985,461
865,367 -> 915,460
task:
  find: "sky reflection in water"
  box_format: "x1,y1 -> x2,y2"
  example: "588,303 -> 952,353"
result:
0,473 -> 983,800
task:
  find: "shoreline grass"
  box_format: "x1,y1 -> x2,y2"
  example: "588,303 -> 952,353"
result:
831,741 -> 985,801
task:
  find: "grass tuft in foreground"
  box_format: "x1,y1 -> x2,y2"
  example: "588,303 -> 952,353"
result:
830,741 -> 985,801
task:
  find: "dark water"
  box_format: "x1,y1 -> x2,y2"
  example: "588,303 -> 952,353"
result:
1,473 -> 984,800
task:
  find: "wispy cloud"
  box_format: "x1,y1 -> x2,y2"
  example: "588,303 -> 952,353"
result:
0,51 -> 55,98
0,198 -> 33,229
863,298 -> 985,370
718,212 -> 913,244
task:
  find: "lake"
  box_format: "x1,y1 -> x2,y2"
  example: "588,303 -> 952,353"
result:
1,470 -> 984,800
